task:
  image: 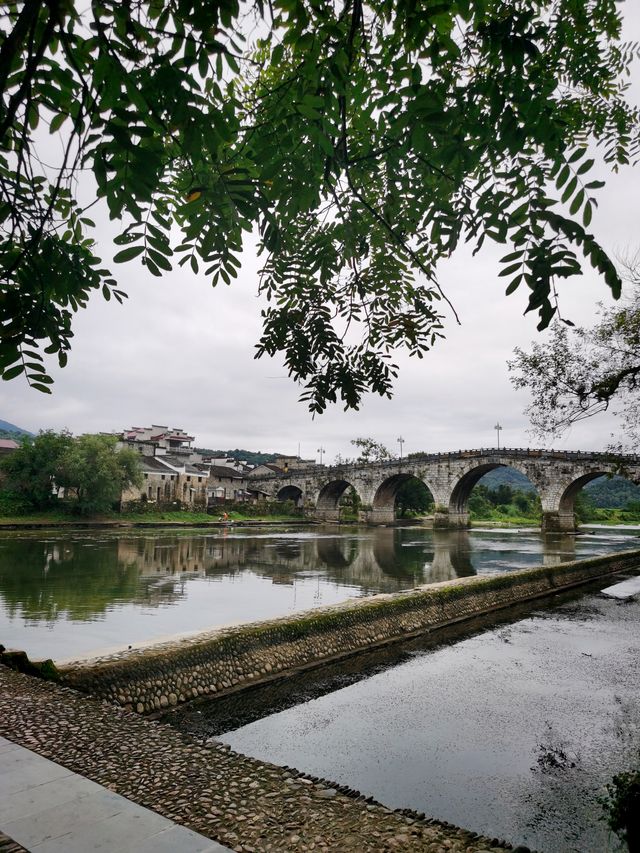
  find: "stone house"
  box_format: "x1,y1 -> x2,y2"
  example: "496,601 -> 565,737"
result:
121,455 -> 208,508
119,425 -> 195,458
207,465 -> 247,503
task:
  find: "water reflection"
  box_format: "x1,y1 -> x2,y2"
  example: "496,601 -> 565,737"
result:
0,525 -> 637,660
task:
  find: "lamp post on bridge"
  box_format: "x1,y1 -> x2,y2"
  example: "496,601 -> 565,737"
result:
494,422 -> 503,450
397,436 -> 405,461
317,446 -> 325,465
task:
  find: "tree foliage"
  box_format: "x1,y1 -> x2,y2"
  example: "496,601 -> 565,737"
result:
509,265 -> 640,447
396,478 -> 433,517
57,434 -> 142,514
350,436 -> 392,462
0,430 -> 141,513
1,0 -> 639,411
0,429 -> 73,509
468,482 -> 540,519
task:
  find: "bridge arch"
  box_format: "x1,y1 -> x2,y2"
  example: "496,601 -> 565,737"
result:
371,473 -> 436,524
549,469 -> 640,532
276,485 -> 303,506
315,478 -> 362,522
446,462 -> 541,528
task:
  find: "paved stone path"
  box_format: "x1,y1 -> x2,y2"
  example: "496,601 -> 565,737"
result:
0,737 -> 229,852
0,667 -> 515,852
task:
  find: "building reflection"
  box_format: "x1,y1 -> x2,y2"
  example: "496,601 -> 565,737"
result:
115,528 -> 478,592
0,527 -> 587,624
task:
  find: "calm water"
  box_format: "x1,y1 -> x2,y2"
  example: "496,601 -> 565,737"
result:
1,524 -> 638,660
218,583 -> 640,853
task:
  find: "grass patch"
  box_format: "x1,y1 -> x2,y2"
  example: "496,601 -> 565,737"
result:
0,508 -> 302,526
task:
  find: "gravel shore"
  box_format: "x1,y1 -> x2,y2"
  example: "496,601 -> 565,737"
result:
0,667 -> 516,852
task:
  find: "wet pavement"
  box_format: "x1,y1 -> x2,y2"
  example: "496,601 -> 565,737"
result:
208,577 -> 640,853
0,667 -> 510,852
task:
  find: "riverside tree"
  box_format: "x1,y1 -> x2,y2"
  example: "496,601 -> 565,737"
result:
509,262 -> 640,447
350,436 -> 392,462
57,434 -> 142,514
1,1 -> 639,412
0,429 -> 73,509
0,430 -> 141,514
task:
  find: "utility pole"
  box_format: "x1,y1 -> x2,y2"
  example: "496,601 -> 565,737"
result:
317,446 -> 325,465
397,436 -> 405,460
494,422 -> 503,450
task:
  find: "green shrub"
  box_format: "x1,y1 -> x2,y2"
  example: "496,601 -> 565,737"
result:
601,768 -> 640,851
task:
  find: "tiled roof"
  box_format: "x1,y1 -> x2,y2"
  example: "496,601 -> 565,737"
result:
139,456 -> 175,473
208,465 -> 243,479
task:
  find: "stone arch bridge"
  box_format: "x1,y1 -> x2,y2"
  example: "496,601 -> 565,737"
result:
248,448 -> 640,532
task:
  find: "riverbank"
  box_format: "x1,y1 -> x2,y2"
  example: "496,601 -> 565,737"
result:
0,513 -> 305,530
0,666 -> 511,852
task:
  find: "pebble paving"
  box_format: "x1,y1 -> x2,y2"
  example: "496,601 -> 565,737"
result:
0,667 -> 515,852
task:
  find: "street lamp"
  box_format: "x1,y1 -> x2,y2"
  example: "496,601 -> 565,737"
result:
494,423 -> 503,450
397,436 -> 405,460
317,446 -> 325,465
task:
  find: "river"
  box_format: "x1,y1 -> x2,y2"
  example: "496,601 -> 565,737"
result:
1,523 -> 639,661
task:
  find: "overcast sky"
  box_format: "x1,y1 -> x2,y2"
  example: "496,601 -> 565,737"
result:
2,5 -> 639,462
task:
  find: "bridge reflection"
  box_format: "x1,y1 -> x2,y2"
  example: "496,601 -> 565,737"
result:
0,528 -> 582,623
113,527 -> 580,589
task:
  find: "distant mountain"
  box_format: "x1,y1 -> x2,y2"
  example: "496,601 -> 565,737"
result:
479,468 -> 535,491
0,419 -> 33,437
582,475 -> 640,508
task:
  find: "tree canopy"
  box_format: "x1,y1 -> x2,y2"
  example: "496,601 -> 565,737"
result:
0,429 -> 73,509
1,0 -> 638,411
509,262 -> 640,448
350,436 -> 392,462
0,430 -> 142,513
57,433 -> 142,514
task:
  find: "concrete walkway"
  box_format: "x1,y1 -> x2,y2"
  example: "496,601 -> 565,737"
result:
0,737 -> 231,853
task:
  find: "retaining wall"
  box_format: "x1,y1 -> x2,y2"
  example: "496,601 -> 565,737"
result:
59,549 -> 640,714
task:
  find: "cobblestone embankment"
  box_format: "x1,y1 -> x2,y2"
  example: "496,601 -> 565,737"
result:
0,666 -> 515,852
59,549 -> 640,714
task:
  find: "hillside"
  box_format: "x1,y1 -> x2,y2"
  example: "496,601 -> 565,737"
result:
0,419 -> 32,438
480,468 -> 535,492
194,448 -> 280,466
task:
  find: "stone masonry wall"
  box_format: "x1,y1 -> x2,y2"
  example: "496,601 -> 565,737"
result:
59,549 -> 640,714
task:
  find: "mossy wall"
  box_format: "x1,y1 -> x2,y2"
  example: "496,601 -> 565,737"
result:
59,549 -> 640,714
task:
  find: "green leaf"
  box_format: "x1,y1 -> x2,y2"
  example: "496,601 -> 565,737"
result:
295,103 -> 322,120
499,263 -> 522,277
568,148 -> 586,163
113,245 -> 145,263
561,176 -> 577,204
569,188 -> 585,215
576,159 -> 594,175
49,113 -> 68,133
2,364 -> 25,380
505,274 -> 523,295
555,164 -> 570,188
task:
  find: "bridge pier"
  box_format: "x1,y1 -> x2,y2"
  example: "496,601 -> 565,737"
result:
541,511 -> 577,534
313,508 -> 341,523
364,507 -> 396,525
433,509 -> 470,529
